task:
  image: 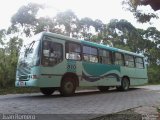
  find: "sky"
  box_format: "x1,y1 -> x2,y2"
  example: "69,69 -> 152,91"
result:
0,0 -> 160,31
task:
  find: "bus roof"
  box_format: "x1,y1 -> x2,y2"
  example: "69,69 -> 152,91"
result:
41,32 -> 144,58
42,31 -> 79,42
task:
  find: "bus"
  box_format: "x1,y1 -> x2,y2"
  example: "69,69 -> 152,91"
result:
15,32 -> 148,96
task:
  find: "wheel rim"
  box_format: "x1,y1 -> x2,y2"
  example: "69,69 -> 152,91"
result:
64,81 -> 74,94
123,79 -> 129,90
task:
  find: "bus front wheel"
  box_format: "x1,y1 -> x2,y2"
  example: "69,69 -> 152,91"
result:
60,77 -> 76,96
40,87 -> 55,96
98,86 -> 109,92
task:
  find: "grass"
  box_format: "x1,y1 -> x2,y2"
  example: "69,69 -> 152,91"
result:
0,87 -> 39,95
148,83 -> 160,85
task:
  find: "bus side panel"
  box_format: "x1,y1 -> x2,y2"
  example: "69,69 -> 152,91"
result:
120,67 -> 136,84
37,37 -> 67,88
131,67 -> 148,85
37,60 -> 67,87
79,62 -> 121,86
121,66 -> 148,86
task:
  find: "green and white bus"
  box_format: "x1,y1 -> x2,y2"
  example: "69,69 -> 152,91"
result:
15,32 -> 148,96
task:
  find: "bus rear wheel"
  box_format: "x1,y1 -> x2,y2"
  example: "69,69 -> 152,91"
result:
40,87 -> 55,96
98,86 -> 109,92
117,77 -> 130,91
60,77 -> 76,96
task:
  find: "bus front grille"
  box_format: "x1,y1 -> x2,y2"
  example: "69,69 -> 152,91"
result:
19,75 -> 29,81
17,66 -> 31,81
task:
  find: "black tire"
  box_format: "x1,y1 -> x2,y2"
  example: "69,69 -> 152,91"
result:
98,86 -> 109,92
60,77 -> 76,96
117,77 -> 130,91
40,87 -> 55,96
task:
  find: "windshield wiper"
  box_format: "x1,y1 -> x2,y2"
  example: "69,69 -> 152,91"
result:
24,41 -> 35,57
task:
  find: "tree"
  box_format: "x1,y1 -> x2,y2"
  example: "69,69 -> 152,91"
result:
143,27 -> 160,43
93,19 -> 104,32
0,29 -> 6,87
122,0 -> 159,23
79,17 -> 95,41
55,10 -> 80,37
105,19 -> 143,52
0,29 -> 6,45
0,31 -> 23,87
6,37 -> 23,86
35,17 -> 61,34
11,3 -> 44,36
139,0 -> 160,11
92,19 -> 106,42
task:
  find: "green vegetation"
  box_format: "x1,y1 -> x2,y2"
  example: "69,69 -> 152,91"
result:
122,0 -> 159,23
0,87 -> 39,95
0,3 -> 160,92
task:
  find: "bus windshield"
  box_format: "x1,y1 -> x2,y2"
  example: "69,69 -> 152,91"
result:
18,33 -> 42,68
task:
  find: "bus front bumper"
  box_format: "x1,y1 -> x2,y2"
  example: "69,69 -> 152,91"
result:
15,80 -> 38,87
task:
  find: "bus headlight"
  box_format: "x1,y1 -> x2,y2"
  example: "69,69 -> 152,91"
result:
16,77 -> 19,81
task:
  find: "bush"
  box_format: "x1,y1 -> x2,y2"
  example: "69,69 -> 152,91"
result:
148,65 -> 160,84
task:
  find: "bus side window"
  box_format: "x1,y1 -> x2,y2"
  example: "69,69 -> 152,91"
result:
42,40 -> 63,66
124,55 -> 135,68
83,46 -> 90,62
66,42 -> 81,60
43,41 -> 50,57
135,57 -> 144,68
99,49 -> 112,64
83,46 -> 98,63
114,52 -> 124,66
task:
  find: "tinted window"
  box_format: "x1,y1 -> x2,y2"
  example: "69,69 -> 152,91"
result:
83,46 -> 97,55
42,40 -> 63,66
66,42 -> 81,60
125,55 -> 135,67
135,57 -> 144,68
99,49 -> 112,64
83,46 -> 98,63
114,52 -> 124,66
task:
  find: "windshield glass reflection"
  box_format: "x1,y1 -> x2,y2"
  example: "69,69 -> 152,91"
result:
18,33 -> 42,68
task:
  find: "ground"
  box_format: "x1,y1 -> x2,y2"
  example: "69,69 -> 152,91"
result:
93,85 -> 160,120
0,85 -> 160,120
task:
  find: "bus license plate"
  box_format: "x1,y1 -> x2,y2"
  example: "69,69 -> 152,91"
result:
19,81 -> 26,86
